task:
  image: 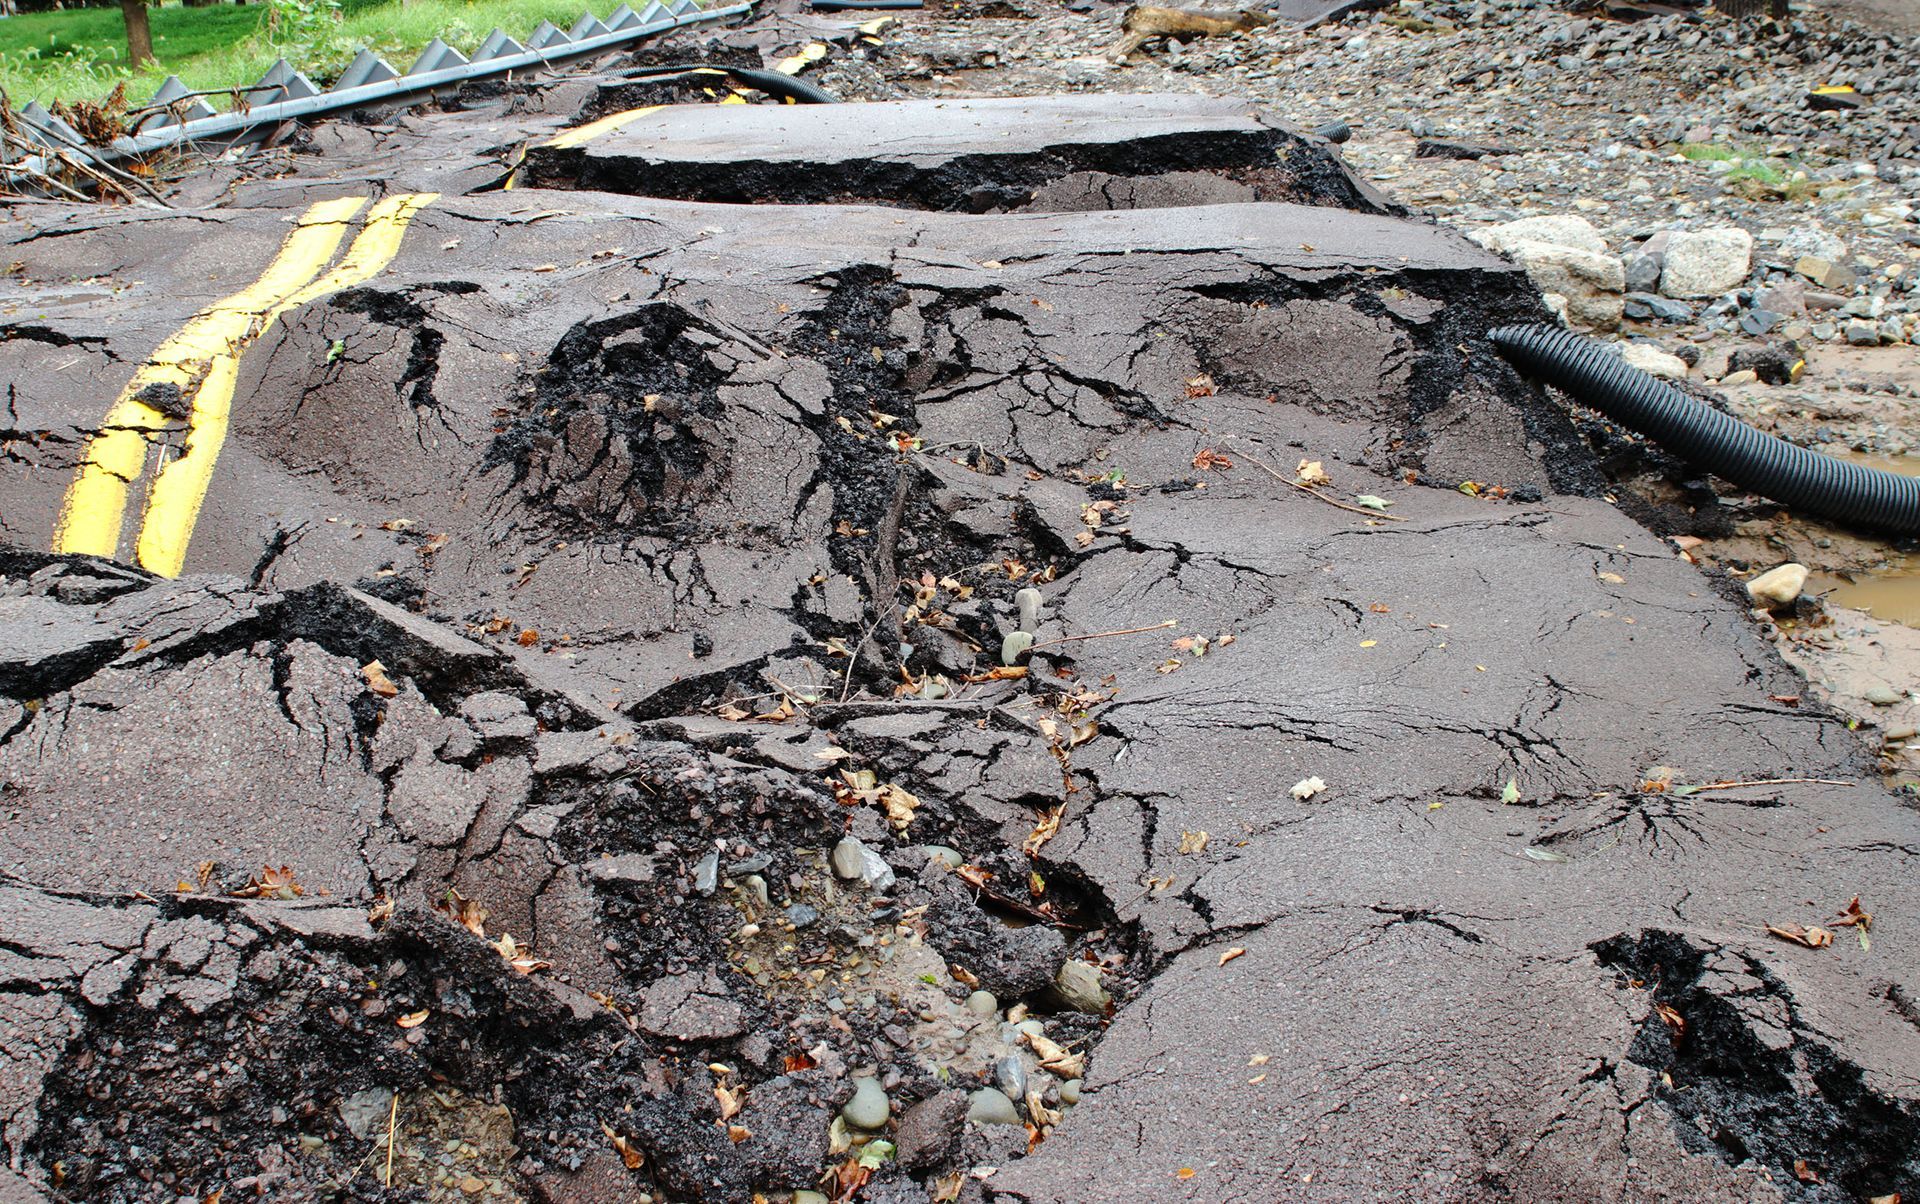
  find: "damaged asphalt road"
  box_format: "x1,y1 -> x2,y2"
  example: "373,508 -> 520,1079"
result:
2,87 -> 1919,1204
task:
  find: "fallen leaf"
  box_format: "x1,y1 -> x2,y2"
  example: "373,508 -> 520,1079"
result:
1176,1167 -> 1197,1180
715,1081 -> 745,1120
1295,459 -> 1332,487
231,864 -> 305,900
1831,896 -> 1873,932
1290,776 -> 1326,801
494,932 -> 552,975
1178,830 -> 1210,855
1767,923 -> 1833,949
727,1124 -> 751,1144
1359,639 -> 1378,648
880,783 -> 920,831
1192,448 -> 1234,471
1219,947 -> 1246,966
955,864 -> 994,889
362,660 -> 399,698
1501,779 -> 1521,805
1025,1032 -> 1085,1078
602,1124 -> 644,1170
1248,1053 -> 1270,1066
1654,1002 -> 1686,1041
516,628 -> 540,647
1024,806 -> 1064,855
397,1009 -> 430,1029
1353,494 -> 1392,511
367,895 -> 395,925
1598,572 -> 1626,585
1184,375 -> 1217,398
784,1051 -> 818,1073
1794,1159 -> 1819,1184
1522,846 -> 1568,863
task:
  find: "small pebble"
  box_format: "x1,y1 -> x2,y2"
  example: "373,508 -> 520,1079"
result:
965,990 -> 998,1016
1864,685 -> 1903,706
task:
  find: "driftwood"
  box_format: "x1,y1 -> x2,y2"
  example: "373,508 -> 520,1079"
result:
1107,4 -> 1273,61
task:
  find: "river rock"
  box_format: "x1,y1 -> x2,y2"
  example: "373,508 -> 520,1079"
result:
1052,959 -> 1110,1013
1503,243 -> 1626,329
967,1087 -> 1022,1126
1660,227 -> 1753,299
1620,343 -> 1688,379
1470,214 -> 1609,257
1746,563 -> 1809,609
842,1077 -> 891,1130
896,1090 -> 968,1172
1864,685 -> 1904,707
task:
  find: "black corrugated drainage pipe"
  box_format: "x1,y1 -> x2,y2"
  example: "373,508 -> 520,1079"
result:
1490,322 -> 1920,533
618,63 -> 840,102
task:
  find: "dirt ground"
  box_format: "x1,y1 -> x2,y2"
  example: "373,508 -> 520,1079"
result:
3,2 -> 1920,1203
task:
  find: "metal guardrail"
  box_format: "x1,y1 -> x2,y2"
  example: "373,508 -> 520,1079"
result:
3,0 -> 752,184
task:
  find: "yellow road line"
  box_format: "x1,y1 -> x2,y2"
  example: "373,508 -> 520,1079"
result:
54,195 -> 368,563
133,192 -> 439,578
774,42 -> 828,75
542,104 -> 666,150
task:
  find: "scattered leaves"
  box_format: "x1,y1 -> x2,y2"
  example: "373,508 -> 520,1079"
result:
1290,776 -> 1326,802
1219,946 -> 1246,966
1767,922 -> 1834,949
231,865 -> 305,900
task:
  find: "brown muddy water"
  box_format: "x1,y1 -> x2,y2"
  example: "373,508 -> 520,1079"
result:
1808,454 -> 1920,626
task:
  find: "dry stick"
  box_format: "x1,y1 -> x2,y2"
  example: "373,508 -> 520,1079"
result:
383,1092 -> 399,1186
1029,619 -> 1177,652
1687,777 -> 1855,793
1237,446 -> 1409,522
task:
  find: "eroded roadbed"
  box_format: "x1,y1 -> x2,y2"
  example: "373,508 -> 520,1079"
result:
3,94 -> 1919,1204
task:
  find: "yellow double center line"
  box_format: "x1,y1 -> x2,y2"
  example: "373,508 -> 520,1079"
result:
54,191 -> 438,577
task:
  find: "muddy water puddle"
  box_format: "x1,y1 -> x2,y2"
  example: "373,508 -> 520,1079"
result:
1806,454 -> 1920,627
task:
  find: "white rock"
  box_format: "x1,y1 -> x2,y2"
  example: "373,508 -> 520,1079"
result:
1470,215 -> 1609,257
1619,343 -> 1688,379
1746,563 -> 1808,609
1505,241 -> 1626,329
1659,227 -> 1753,299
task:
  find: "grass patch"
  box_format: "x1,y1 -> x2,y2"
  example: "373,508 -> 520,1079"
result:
1678,141 -> 1739,162
0,0 -> 601,108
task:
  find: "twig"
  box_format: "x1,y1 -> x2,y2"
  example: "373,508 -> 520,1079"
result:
1237,446 -> 1408,522
1029,619 -> 1177,652
383,1092 -> 398,1186
1686,777 -> 1854,793
839,613 -> 887,704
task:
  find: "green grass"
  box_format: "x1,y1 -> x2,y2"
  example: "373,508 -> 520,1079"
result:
1677,141 -> 1740,162
0,0 -> 601,109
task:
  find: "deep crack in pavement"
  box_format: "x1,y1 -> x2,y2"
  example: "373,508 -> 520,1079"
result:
2,72 -> 1918,1204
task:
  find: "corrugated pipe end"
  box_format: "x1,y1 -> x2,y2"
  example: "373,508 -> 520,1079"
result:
1489,322 -> 1920,534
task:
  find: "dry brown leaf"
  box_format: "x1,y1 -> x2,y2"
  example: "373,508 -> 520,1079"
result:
1178,830 -> 1210,855
1026,1032 -> 1085,1079
715,1082 -> 745,1120
1794,1159 -> 1819,1184
494,932 -> 552,975
1653,1002 -> 1686,1041
1295,459 -> 1332,487
1832,896 -> 1874,931
1024,805 -> 1065,856
231,864 -> 305,900
1219,946 -> 1246,966
1192,448 -> 1234,471
881,783 -> 920,831
367,895 -> 395,925
602,1123 -> 644,1170
1185,374 -> 1217,398
396,1009 -> 430,1029
1767,922 -> 1833,949
362,660 -> 400,698
727,1124 -> 751,1144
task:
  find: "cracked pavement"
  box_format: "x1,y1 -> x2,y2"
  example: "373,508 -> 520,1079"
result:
2,72 -> 1918,1204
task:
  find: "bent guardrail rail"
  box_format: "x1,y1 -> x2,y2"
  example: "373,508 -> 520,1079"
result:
3,0 -> 752,187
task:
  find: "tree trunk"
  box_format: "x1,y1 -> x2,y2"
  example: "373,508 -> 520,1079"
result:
120,0 -> 156,68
